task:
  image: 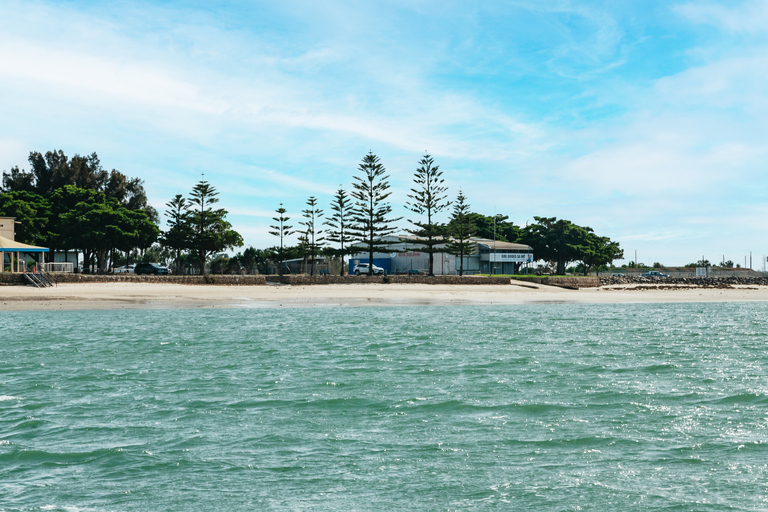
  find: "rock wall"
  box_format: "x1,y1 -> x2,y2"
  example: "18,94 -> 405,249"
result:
1,273 -> 510,286
267,275 -> 512,285
0,273 -> 266,286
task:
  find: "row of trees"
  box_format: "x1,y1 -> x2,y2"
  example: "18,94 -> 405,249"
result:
1,151 -> 243,274
268,152 -> 624,276
2,149 -> 623,276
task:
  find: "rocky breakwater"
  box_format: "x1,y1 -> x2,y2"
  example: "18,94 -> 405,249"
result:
600,275 -> 768,287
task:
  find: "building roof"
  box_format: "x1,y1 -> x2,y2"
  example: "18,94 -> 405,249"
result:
0,235 -> 49,253
471,238 -> 533,251
348,235 -> 533,252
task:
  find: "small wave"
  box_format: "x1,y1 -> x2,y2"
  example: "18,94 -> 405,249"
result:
642,363 -> 679,373
706,393 -> 768,405
0,395 -> 22,401
0,447 -> 123,465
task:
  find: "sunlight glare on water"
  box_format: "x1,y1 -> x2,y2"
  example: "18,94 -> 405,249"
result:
2,303 -> 768,510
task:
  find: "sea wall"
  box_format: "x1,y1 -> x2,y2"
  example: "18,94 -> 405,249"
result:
0,273 -> 509,286
266,275 -> 512,285
0,273 -> 266,286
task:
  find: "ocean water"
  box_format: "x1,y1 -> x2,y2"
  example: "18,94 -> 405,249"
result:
2,302 -> 768,511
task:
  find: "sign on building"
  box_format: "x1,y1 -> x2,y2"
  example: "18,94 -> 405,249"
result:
488,253 -> 534,263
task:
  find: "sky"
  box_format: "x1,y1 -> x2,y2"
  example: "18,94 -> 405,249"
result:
1,0 -> 767,268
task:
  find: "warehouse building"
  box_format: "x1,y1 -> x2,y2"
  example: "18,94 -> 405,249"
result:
348,235 -> 533,275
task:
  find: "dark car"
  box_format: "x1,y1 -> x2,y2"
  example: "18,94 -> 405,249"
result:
641,270 -> 670,278
134,263 -> 170,275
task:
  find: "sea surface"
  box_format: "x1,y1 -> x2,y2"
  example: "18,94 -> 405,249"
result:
2,303 -> 768,511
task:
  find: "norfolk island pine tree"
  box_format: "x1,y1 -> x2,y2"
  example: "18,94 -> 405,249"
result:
445,190 -> 477,276
325,187 -> 355,276
404,153 -> 450,276
350,152 -> 402,272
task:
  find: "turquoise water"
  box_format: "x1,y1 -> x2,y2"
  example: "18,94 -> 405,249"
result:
2,303 -> 768,511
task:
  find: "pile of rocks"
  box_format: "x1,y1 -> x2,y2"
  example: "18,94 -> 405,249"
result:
600,275 -> 768,286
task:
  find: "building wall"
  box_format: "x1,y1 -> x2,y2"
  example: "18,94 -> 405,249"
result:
349,241 -> 482,275
0,217 -> 15,240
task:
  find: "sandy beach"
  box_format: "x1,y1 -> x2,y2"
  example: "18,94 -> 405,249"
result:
2,281 -> 768,311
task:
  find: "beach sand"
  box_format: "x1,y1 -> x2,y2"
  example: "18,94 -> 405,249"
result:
2,281 -> 768,311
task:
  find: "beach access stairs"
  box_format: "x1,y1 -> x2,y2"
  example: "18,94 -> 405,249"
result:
23,269 -> 56,288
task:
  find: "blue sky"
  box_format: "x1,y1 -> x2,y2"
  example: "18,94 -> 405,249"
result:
1,0 -> 767,267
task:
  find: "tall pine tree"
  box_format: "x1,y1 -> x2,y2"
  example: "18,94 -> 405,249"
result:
269,203 -> 294,276
325,188 -> 355,276
160,194 -> 191,274
299,196 -> 324,276
188,180 -> 243,275
404,153 -> 450,276
350,152 -> 402,270
445,190 -> 477,276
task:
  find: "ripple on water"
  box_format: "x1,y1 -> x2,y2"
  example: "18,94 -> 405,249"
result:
2,303 -> 768,510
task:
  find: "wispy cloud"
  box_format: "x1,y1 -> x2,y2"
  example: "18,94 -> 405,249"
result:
1,0 -> 767,265
676,0 -> 768,34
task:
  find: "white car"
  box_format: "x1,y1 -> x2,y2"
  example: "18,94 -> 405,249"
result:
354,263 -> 384,275
114,264 -> 136,273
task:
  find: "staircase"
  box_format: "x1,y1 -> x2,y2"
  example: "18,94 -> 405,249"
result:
23,269 -> 56,288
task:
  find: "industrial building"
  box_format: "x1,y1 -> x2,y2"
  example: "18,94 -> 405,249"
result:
348,235 -> 534,275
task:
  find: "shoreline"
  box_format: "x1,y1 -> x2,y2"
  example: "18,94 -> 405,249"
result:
2,282 -> 768,311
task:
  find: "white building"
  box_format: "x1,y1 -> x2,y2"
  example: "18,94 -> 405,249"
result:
348,235 -> 533,275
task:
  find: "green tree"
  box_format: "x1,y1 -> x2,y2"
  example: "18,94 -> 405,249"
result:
57,194 -> 158,272
350,152 -> 402,267
466,212 -> 520,242
187,180 -> 243,274
325,188 -> 355,276
579,232 -> 624,275
445,190 -> 477,276
160,194 -> 192,274
1,166 -> 35,193
300,196 -> 324,276
403,153 -> 450,276
137,243 -> 172,266
0,191 -> 51,246
269,203 -> 294,276
521,216 -> 590,275
236,246 -> 259,274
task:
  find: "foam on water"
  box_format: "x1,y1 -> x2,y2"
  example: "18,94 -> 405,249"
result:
2,302 -> 768,510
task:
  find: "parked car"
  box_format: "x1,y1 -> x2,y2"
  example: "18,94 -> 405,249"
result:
134,263 -> 170,275
642,270 -> 670,278
114,264 -> 136,273
354,263 -> 384,275
611,272 -> 625,277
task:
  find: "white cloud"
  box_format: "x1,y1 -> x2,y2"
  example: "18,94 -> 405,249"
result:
676,0 -> 768,34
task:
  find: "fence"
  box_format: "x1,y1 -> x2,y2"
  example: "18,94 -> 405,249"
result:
44,262 -> 75,273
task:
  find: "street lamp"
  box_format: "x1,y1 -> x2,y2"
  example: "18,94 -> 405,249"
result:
492,214 -> 503,274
